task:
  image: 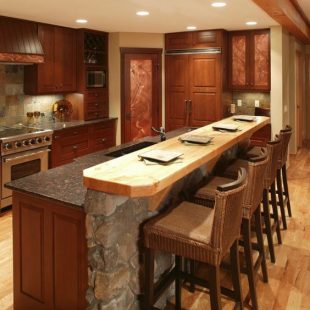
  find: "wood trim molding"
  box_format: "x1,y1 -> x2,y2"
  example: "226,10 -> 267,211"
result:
0,53 -> 44,63
252,0 -> 310,43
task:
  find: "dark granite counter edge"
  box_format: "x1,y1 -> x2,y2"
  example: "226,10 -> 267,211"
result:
37,117 -> 118,131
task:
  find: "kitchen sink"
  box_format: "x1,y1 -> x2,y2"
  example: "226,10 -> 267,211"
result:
105,141 -> 156,158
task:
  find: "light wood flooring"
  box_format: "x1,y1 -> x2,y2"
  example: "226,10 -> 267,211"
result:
0,147 -> 309,309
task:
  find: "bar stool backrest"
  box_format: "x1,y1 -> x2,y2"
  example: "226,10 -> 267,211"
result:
211,168 -> 247,263
243,148 -> 269,218
279,125 -> 292,168
264,136 -> 282,188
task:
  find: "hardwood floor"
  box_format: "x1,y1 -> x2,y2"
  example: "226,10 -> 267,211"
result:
0,211 -> 12,310
0,147 -> 309,309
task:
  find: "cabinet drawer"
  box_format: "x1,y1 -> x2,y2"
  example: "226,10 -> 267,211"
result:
85,108 -> 108,121
84,90 -> 106,101
54,126 -> 88,139
91,120 -> 116,152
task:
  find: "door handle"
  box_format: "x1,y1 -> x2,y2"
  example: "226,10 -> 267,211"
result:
188,100 -> 192,113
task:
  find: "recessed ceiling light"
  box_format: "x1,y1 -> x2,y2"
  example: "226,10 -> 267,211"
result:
136,11 -> 150,16
246,21 -> 257,26
75,19 -> 88,24
211,2 -> 227,7
187,26 -> 197,30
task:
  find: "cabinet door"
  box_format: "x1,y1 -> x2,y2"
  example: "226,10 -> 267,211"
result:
251,31 -> 270,90
229,33 -> 248,90
192,30 -> 221,48
37,24 -> 56,93
188,54 -> 219,126
165,55 -> 189,130
54,27 -> 77,92
165,32 -> 192,50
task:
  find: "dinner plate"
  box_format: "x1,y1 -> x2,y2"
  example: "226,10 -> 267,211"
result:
212,123 -> 239,132
138,149 -> 183,163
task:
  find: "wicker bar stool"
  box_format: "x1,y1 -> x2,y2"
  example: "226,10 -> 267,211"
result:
276,126 -> 292,230
192,149 -> 269,310
241,137 -> 283,263
144,169 -> 247,310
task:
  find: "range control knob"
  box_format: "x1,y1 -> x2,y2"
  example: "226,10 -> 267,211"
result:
43,136 -> 50,142
4,143 -> 12,150
29,138 -> 36,145
36,137 -> 43,143
15,141 -> 22,148
22,140 -> 29,146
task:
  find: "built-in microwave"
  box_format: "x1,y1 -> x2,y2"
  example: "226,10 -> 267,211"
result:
86,70 -> 106,88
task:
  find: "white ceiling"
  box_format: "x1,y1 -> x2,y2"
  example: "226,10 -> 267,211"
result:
0,0 -> 278,33
296,0 -> 310,22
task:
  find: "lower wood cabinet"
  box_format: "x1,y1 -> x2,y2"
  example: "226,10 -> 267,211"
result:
50,119 -> 116,167
12,192 -> 87,310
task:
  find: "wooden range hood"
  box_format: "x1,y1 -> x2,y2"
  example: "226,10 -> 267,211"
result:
0,16 -> 44,64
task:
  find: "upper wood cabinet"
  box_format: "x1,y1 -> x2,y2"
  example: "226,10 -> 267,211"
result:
165,30 -> 223,49
24,24 -> 77,94
165,30 -> 230,131
228,29 -> 270,91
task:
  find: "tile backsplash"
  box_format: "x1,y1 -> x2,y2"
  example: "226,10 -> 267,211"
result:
232,92 -> 270,115
0,65 -> 63,125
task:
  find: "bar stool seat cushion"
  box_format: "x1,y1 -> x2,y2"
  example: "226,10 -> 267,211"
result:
144,201 -> 221,265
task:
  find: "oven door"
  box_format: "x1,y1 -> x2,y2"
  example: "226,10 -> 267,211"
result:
2,147 -> 50,200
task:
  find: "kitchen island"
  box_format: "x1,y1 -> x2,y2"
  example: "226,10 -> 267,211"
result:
7,116 -> 269,309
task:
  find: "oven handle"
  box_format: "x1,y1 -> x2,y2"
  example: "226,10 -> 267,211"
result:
3,149 -> 50,163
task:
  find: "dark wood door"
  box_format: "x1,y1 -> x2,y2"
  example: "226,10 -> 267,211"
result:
13,192 -> 87,309
188,54 -> 219,126
121,49 -> 162,143
165,54 -> 189,131
55,27 -> 77,92
37,24 -> 56,93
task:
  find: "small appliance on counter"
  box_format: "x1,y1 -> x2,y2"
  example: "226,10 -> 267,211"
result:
52,99 -> 73,122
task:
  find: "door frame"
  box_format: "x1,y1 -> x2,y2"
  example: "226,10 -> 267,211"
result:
295,50 -> 304,149
120,48 -> 162,143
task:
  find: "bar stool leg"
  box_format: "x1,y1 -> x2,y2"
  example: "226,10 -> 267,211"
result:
271,182 -> 282,245
175,255 -> 182,310
230,240 -> 244,310
282,164 -> 292,217
262,189 -> 276,263
254,207 -> 268,283
276,169 -> 287,229
144,248 -> 155,309
209,265 -> 222,310
242,219 -> 258,310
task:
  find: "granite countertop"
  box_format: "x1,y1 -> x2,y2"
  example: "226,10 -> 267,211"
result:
36,117 -> 117,131
6,128 -> 192,209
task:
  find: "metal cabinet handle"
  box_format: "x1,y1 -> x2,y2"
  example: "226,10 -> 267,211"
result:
188,100 -> 192,112
101,138 -> 107,143
73,145 -> 78,150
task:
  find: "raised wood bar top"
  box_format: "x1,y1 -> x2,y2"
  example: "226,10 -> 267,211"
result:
83,116 -> 270,197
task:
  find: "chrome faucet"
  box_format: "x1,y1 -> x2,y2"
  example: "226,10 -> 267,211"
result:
152,126 -> 166,141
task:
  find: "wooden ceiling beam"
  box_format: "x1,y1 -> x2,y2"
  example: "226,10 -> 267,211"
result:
252,0 -> 310,43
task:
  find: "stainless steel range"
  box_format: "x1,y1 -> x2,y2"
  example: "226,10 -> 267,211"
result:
0,124 -> 53,209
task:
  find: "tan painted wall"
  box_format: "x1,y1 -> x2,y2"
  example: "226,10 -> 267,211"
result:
270,26 -> 284,137
108,32 -> 164,145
